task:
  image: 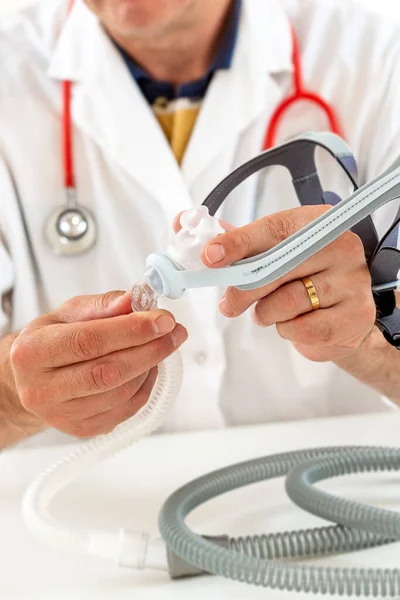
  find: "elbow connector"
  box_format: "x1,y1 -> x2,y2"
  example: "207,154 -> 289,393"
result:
131,207 -> 226,308
131,267 -> 164,312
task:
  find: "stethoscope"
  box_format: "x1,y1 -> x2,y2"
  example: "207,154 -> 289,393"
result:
44,18 -> 343,256
44,78 -> 97,255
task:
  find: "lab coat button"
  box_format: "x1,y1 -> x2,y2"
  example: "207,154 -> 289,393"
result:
194,351 -> 207,365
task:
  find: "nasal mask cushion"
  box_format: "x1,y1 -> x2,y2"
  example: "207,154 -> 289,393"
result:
168,206 -> 225,270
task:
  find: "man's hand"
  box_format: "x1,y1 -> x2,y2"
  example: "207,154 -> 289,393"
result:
9,290 -> 187,439
201,206 -> 376,362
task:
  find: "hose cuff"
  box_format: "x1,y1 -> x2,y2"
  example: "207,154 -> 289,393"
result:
167,535 -> 229,579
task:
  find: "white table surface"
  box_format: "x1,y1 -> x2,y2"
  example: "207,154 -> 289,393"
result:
2,411 -> 400,600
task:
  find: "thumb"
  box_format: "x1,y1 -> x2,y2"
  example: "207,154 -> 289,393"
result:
201,206 -> 328,268
40,290 -> 133,325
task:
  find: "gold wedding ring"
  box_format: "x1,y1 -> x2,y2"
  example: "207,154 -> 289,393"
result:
302,277 -> 320,311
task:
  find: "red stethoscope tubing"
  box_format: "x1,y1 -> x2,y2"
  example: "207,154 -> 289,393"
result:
63,80 -> 74,189
263,25 -> 343,150
61,20 -> 343,187
63,0 -> 75,190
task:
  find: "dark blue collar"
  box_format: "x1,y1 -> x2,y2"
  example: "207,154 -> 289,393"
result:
117,0 -> 241,104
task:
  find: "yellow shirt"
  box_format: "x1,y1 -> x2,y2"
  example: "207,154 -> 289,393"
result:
152,97 -> 202,165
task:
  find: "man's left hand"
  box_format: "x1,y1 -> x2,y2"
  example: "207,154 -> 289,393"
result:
201,206 -> 376,362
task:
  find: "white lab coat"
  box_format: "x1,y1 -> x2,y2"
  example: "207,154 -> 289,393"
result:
1,0 -> 400,446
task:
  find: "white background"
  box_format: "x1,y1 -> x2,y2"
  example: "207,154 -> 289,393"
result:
1,0 -> 400,18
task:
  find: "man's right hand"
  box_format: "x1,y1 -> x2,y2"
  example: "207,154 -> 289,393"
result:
9,290 -> 188,439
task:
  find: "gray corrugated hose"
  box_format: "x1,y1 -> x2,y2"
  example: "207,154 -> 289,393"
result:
159,446 -> 400,596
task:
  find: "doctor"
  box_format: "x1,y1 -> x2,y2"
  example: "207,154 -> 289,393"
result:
1,0 -> 400,449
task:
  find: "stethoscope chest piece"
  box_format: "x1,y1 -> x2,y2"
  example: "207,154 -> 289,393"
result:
44,201 -> 97,256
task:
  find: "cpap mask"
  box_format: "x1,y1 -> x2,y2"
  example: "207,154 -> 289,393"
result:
132,132 -> 400,345
23,133 -> 400,596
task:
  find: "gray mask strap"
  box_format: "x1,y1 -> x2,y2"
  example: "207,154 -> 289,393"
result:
369,206 -> 400,346
202,132 -> 400,347
202,134 -> 378,261
373,202 -> 400,258
321,191 -> 379,261
204,137 -> 336,215
376,311 -> 400,347
370,206 -> 400,294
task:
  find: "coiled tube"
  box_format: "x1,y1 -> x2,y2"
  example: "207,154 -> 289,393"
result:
159,446 -> 400,596
22,334 -> 183,565
229,526 -> 390,561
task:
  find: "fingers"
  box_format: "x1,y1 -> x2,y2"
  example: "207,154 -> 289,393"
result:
217,232 -> 366,318
277,305 -> 349,347
44,371 -> 150,426
20,325 -> 187,410
173,212 -> 184,233
78,367 -> 158,438
218,266 -> 327,319
30,290 -> 134,328
11,285 -> 190,439
202,206 -> 330,267
252,270 -> 347,327
195,203 -> 375,364
15,309 -> 177,369
49,368 -> 158,438
276,297 -> 376,362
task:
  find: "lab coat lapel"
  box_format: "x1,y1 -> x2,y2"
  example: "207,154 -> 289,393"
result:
181,0 -> 293,190
47,0 -> 193,224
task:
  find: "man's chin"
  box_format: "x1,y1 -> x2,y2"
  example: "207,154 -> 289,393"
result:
105,6 -> 162,38
101,0 -> 196,38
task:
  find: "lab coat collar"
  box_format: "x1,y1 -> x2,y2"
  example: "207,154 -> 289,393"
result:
48,0 -> 193,223
48,0 -> 292,87
47,0 -> 293,216
48,0 -> 95,83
